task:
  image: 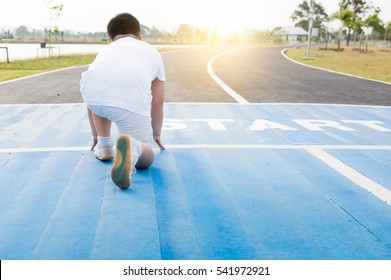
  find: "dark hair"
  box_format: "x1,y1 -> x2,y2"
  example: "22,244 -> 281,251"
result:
107,13 -> 141,39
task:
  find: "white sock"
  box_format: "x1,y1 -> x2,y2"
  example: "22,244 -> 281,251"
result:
97,136 -> 113,147
131,138 -> 142,158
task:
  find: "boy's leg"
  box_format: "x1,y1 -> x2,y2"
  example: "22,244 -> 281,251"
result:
91,112 -> 112,137
106,107 -> 160,169
111,135 -> 157,189
136,142 -> 155,169
90,109 -> 114,160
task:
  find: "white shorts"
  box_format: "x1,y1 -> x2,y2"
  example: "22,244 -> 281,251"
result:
88,105 -> 161,156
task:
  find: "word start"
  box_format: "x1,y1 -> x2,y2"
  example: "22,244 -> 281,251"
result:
162,118 -> 391,132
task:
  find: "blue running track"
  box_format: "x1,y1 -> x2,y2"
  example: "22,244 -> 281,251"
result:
0,103 -> 390,260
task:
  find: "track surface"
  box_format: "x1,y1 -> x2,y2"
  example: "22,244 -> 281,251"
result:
1,45 -> 391,260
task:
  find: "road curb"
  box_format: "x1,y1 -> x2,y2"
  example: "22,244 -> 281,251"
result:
281,48 -> 391,86
0,65 -> 87,86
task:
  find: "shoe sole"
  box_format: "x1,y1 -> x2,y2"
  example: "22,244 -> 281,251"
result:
96,154 -> 113,161
111,135 -> 131,189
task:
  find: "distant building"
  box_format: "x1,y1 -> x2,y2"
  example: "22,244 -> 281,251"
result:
277,27 -> 308,42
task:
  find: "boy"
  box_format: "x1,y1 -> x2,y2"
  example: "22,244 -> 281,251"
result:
80,13 -> 165,189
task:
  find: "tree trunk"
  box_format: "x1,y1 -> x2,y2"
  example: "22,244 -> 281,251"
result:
366,33 -> 369,53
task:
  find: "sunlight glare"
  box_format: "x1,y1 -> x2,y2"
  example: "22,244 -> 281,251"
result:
197,1 -> 279,36
204,1 -> 250,35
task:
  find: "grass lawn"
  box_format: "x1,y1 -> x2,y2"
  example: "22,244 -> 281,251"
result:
0,48 -> 182,82
0,54 -> 97,82
285,46 -> 391,83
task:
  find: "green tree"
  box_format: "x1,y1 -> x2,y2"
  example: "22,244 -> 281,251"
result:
148,26 -> 162,39
291,0 -> 328,31
386,22 -> 391,41
141,24 -> 150,37
365,13 -> 384,47
194,28 -> 208,43
384,21 -> 391,49
15,25 -> 30,37
330,8 -> 355,49
339,0 -> 369,15
365,13 -> 384,33
176,24 -> 194,42
44,1 -> 64,44
338,0 -> 373,45
358,13 -> 383,52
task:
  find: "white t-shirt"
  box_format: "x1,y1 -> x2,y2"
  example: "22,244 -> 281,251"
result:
80,37 -> 165,117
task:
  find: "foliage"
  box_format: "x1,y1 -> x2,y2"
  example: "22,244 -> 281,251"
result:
44,1 -> 64,42
330,7 -> 357,35
338,0 -> 372,16
336,0 -> 380,45
290,0 -> 328,31
365,13 -> 384,33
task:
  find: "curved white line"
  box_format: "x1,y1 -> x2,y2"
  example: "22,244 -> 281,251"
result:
281,48 -> 391,86
0,65 -> 86,86
207,48 -> 250,104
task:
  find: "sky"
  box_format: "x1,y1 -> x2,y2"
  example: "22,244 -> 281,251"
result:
0,0 -> 390,34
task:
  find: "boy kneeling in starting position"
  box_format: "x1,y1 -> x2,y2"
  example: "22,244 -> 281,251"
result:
80,13 -> 165,189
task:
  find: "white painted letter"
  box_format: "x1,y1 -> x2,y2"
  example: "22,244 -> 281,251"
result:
250,119 -> 297,131
192,119 -> 233,131
342,120 -> 391,132
293,120 -> 355,131
163,119 -> 188,130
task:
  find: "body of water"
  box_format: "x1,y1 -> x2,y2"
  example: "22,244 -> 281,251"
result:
0,43 -> 195,62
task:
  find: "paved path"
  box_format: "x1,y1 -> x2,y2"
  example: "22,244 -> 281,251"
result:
0,66 -> 87,104
1,45 -> 390,105
211,46 -> 391,105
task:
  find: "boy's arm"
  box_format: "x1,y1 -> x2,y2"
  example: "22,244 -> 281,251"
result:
151,78 -> 165,149
87,107 -> 98,150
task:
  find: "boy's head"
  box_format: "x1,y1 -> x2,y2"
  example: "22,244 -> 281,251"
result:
107,13 -> 141,40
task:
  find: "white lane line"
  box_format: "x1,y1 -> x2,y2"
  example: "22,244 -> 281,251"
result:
307,148 -> 391,207
0,146 -> 91,153
207,48 -> 250,104
3,145 -> 390,207
1,144 -> 391,153
166,144 -> 391,150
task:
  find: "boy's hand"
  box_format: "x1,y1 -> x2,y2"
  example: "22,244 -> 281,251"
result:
154,136 -> 165,150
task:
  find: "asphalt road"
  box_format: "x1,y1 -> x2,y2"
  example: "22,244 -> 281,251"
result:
0,45 -> 390,105
212,46 -> 391,105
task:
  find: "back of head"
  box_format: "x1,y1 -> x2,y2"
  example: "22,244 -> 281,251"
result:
107,13 -> 141,40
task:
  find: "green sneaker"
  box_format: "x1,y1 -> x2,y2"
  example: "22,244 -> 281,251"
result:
111,135 -> 132,189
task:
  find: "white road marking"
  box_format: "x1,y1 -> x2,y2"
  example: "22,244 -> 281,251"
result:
1,145 -> 390,207
281,48 -> 391,86
307,148 -> 391,207
0,102 -> 390,108
0,146 -> 91,153
207,48 -> 250,104
1,144 -> 391,153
